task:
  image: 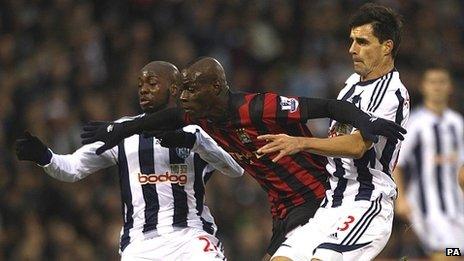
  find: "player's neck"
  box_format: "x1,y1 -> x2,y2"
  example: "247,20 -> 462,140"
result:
361,59 -> 394,81
424,100 -> 447,116
145,102 -> 176,115
208,90 -> 231,122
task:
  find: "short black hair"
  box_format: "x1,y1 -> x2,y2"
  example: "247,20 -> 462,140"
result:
349,3 -> 403,57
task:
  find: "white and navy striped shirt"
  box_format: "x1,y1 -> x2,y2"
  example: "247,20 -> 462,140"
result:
42,119 -> 243,252
397,106 -> 464,219
323,70 -> 410,207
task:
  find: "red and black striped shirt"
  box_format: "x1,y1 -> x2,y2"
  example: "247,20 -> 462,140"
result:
186,92 -> 328,219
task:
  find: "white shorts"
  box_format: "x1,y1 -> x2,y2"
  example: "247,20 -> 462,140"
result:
121,227 -> 225,261
410,210 -> 464,253
272,195 -> 393,261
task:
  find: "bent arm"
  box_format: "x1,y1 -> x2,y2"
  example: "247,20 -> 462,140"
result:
257,131 -> 372,162
43,143 -> 117,182
187,126 -> 244,178
298,131 -> 371,159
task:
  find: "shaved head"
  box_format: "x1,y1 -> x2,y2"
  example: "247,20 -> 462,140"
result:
138,61 -> 181,113
142,61 -> 181,87
180,57 -> 231,121
183,57 -> 228,90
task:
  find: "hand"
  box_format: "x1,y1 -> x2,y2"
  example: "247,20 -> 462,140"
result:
81,121 -> 132,155
15,131 -> 52,165
357,117 -> 406,143
158,130 -> 196,149
257,134 -> 304,162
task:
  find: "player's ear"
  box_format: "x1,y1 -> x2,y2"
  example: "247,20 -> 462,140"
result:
383,39 -> 394,56
170,84 -> 179,97
213,81 -> 221,95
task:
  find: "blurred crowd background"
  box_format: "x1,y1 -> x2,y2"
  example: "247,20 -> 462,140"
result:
1,0 -> 463,260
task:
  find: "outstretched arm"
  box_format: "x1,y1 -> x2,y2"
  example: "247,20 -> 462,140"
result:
300,98 -> 406,142
257,131 -> 371,162
15,131 -> 116,182
81,107 -> 186,155
43,143 -> 116,182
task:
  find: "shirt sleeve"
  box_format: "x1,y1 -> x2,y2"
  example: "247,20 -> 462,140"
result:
396,120 -> 418,168
257,92 -> 306,124
183,125 -> 244,178
42,142 -> 118,182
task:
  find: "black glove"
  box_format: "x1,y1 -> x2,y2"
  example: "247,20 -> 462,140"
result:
81,121 -> 141,155
15,131 -> 52,165
157,130 -> 197,149
356,116 -> 407,143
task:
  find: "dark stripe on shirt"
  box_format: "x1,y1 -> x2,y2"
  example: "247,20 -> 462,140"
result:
433,124 -> 447,213
330,84 -> 356,207
250,95 -> 311,200
216,127 -> 293,217
379,89 -> 404,174
332,158 -> 348,207
192,153 -> 215,233
413,137 -> 427,215
249,94 -> 319,207
118,142 -> 133,251
449,124 -> 461,214
139,136 -> 159,232
354,149 -> 376,201
169,148 -> 189,227
193,153 -> 208,215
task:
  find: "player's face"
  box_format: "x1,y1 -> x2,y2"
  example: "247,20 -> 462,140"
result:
180,70 -> 216,119
137,70 -> 170,113
421,69 -> 452,104
349,24 -> 386,80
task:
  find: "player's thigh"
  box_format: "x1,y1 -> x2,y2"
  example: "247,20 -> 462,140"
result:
313,196 -> 394,261
271,208 -> 334,261
182,230 -> 225,261
120,238 -> 167,261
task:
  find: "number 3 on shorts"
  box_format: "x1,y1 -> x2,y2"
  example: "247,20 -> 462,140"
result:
337,215 -> 355,231
198,236 -> 218,252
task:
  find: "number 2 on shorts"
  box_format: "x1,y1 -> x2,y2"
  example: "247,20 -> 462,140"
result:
338,215 -> 355,231
198,236 -> 218,252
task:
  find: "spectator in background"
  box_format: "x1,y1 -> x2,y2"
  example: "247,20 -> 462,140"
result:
395,66 -> 464,260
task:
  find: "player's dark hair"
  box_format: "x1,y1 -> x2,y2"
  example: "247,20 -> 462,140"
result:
349,3 -> 403,57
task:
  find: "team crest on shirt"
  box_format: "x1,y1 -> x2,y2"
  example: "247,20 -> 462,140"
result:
279,96 -> 299,113
175,148 -> 191,159
235,128 -> 252,144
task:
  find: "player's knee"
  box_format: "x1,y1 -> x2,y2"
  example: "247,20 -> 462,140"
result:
271,256 -> 293,261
